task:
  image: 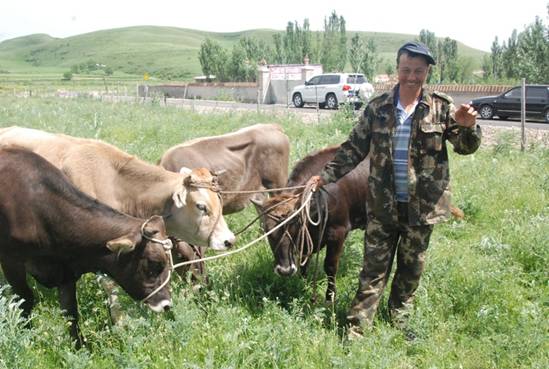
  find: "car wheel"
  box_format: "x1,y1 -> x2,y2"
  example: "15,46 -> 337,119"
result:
326,94 -> 338,109
479,104 -> 494,119
545,109 -> 549,123
292,93 -> 304,108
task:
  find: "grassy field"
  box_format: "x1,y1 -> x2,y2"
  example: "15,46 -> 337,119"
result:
0,26 -> 487,80
0,95 -> 547,369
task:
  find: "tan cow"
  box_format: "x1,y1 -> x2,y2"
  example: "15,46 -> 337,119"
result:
0,126 -> 235,250
159,123 -> 290,214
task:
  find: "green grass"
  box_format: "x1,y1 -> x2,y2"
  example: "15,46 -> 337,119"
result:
0,95 -> 547,368
0,26 -> 487,80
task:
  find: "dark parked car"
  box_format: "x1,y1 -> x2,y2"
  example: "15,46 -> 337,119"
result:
469,85 -> 549,123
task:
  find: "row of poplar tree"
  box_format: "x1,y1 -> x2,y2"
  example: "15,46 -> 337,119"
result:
198,11 -> 380,83
199,9 -> 548,84
483,13 -> 548,84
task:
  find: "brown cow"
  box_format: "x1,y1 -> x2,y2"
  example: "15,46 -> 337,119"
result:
0,147 -> 172,345
253,145 -> 368,303
159,124 -> 290,282
159,123 -> 290,214
0,126 -> 235,250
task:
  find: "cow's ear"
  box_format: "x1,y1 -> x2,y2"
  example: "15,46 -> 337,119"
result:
173,168 -> 192,208
172,182 -> 187,208
106,236 -> 136,254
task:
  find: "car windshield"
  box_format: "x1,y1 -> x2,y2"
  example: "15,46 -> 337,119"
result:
347,75 -> 366,84
504,88 -> 522,98
307,76 -> 321,85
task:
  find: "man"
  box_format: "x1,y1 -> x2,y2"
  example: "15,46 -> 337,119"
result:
307,41 -> 481,338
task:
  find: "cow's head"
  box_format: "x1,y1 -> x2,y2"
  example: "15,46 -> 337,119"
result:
105,215 -> 172,313
167,167 -> 235,251
252,194 -> 301,276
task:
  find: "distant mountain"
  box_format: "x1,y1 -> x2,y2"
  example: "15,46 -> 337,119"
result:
0,25 -> 487,79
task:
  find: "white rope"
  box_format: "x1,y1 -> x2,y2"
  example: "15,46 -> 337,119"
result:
219,185 -> 305,195
140,217 -> 175,303
171,191 -> 315,269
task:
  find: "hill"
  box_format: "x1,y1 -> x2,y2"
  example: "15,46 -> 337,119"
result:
0,26 -> 487,80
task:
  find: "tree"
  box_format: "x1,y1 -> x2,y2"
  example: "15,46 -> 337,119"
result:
516,17 -> 549,83
348,34 -> 379,81
503,30 -> 520,79
349,34 -> 363,73
359,39 -> 379,81
419,29 -> 437,58
62,71 -> 73,81
198,38 -> 228,81
272,19 -> 315,64
228,44 -> 248,82
438,37 -> 458,82
321,11 -> 347,72
419,29 -> 438,83
485,14 -> 548,84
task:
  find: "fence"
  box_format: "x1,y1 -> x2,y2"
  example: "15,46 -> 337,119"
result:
138,82 -> 515,106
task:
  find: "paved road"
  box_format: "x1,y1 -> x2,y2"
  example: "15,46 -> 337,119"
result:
124,95 -> 548,130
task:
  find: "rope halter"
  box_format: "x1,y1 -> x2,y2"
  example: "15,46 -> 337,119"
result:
139,217 -> 174,303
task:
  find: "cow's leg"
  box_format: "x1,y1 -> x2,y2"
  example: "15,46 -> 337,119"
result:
0,259 -> 34,317
58,279 -> 84,348
191,246 -> 208,289
96,274 -> 124,325
324,228 -> 347,304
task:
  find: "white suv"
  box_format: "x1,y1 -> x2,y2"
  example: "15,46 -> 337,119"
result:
291,73 -> 374,109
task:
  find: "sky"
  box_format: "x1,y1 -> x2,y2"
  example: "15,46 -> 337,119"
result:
1,1 -> 547,52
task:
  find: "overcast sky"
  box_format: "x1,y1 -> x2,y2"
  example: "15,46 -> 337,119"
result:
1,1 -> 547,51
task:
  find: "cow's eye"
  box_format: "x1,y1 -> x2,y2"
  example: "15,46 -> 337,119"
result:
196,203 -> 207,212
147,261 -> 164,277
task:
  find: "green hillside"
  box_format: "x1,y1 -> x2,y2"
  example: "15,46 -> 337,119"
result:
0,25 -> 487,80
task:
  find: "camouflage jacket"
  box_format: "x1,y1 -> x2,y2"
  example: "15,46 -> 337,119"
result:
320,85 -> 482,225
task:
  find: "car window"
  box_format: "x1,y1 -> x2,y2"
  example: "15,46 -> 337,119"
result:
347,75 -> 366,84
307,76 -> 321,85
320,75 -> 340,85
504,88 -> 522,98
527,87 -> 547,98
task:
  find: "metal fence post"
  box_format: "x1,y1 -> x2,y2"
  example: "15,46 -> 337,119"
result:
315,86 -> 320,124
521,78 -> 526,152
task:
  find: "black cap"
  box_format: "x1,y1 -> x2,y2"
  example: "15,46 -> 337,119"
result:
398,41 -> 436,65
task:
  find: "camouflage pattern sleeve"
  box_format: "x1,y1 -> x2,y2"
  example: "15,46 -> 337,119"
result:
445,100 -> 482,155
320,107 -> 372,184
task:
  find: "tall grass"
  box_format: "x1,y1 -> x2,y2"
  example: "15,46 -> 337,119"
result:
0,96 -> 547,369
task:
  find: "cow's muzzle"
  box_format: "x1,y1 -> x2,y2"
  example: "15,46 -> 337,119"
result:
274,263 -> 297,276
147,299 -> 172,313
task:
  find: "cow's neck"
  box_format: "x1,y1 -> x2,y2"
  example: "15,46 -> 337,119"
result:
114,158 -> 181,218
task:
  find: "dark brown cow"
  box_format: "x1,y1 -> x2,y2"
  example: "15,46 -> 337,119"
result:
159,124 -> 290,214
253,145 -> 369,303
0,147 -> 172,345
254,145 -> 465,303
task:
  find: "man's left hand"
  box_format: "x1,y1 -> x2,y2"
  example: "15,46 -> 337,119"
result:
455,104 -> 478,128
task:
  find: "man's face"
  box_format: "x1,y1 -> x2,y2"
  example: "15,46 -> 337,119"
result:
397,54 -> 430,93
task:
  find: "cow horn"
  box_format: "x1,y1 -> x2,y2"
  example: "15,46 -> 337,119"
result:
212,168 -> 227,176
106,236 -> 136,254
179,167 -> 192,176
250,198 -> 264,207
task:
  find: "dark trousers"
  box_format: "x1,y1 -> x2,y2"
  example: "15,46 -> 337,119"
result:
347,202 -> 434,327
